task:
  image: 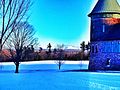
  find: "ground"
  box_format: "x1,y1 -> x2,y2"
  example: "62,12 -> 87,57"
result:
0,61 -> 120,90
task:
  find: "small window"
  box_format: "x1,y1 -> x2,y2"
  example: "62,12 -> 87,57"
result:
106,58 -> 111,66
96,46 -> 98,53
103,24 -> 105,32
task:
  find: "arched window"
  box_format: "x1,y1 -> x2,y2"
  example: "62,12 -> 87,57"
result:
96,46 -> 98,53
106,58 -> 111,66
91,45 -> 98,53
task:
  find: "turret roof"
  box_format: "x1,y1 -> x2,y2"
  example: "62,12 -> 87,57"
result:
89,0 -> 120,16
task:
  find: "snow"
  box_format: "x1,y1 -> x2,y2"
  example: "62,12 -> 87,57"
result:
0,61 -> 120,90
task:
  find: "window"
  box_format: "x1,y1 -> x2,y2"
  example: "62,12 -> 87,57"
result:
102,24 -> 105,32
91,45 -> 98,53
106,58 -> 111,67
95,46 -> 98,53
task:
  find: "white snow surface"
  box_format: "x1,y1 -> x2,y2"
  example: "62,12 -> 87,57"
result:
0,60 -> 89,65
0,61 -> 120,90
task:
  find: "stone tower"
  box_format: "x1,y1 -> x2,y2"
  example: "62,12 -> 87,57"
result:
88,0 -> 120,70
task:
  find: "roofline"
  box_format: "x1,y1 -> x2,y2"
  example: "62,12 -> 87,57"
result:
88,12 -> 120,17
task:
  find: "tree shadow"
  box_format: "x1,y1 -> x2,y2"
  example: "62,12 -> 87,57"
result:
62,69 -> 120,73
0,69 -> 59,73
0,70 -> 15,73
62,69 -> 90,72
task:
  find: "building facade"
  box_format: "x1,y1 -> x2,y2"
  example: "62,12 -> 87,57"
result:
88,0 -> 120,70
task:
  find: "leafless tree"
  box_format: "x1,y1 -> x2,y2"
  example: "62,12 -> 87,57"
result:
0,0 -> 32,51
6,21 -> 37,73
55,44 -> 65,70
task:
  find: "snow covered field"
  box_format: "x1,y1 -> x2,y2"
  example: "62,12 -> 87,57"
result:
0,61 -> 120,90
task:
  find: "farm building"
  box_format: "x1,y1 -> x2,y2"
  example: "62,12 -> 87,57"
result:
88,0 -> 120,70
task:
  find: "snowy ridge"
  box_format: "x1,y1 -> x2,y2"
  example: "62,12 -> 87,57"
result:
0,60 -> 89,65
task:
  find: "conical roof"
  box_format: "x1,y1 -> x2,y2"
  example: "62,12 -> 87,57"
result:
89,0 -> 120,16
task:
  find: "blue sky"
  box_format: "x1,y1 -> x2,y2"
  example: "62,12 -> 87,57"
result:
29,0 -> 120,49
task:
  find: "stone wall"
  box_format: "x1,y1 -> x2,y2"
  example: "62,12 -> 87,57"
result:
89,40 -> 120,70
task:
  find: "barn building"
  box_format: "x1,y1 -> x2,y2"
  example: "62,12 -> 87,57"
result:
88,0 -> 120,70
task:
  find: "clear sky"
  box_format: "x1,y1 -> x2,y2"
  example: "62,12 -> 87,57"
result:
29,0 -> 120,49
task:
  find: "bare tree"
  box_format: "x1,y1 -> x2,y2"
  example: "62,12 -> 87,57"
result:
55,44 -> 65,70
0,0 -> 32,51
6,21 -> 37,73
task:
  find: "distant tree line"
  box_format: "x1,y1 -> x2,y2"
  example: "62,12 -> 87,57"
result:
37,42 -> 90,61
0,41 -> 90,62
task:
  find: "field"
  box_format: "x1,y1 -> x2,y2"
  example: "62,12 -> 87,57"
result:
0,61 -> 120,90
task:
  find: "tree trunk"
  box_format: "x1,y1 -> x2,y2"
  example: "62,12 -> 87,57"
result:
59,64 -> 61,70
15,62 -> 19,73
15,49 -> 22,73
0,39 -> 2,52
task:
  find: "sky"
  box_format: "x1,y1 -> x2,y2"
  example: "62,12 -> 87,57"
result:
29,0 -> 120,49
